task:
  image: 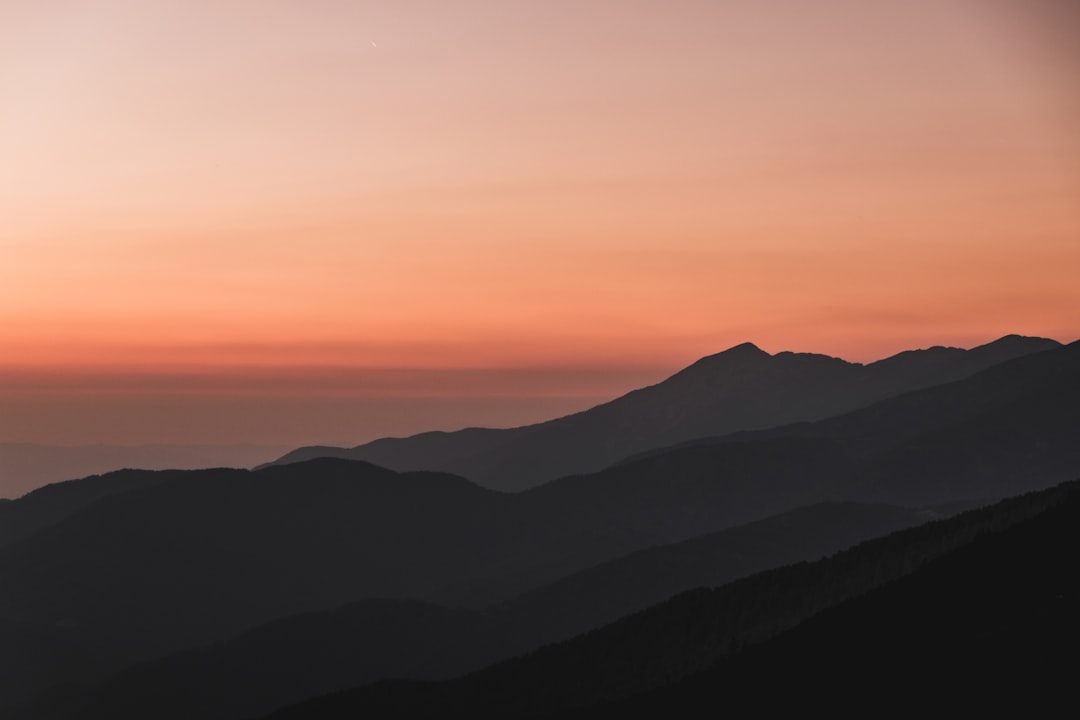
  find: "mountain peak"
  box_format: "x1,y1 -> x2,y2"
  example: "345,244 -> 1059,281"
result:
725,341 -> 769,356
692,342 -> 770,364
962,334 -> 1061,362
660,342 -> 772,385
978,334 -> 1060,350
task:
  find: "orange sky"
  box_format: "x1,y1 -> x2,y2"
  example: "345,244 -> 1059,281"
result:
1,0 -> 1078,446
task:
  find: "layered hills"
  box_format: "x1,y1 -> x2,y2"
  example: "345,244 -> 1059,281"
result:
266,480 -> 1080,718
19,501 -> 941,720
1,336 -> 1075,718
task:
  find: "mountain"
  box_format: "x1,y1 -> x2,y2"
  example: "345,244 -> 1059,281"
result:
0,442 -> 870,712
268,335 -> 1059,490
15,501 -> 941,720
0,469 -> 188,549
263,480 -> 1079,719
488,501 -> 959,646
2,339 -> 1076,713
0,443 -> 288,500
657,335 -> 1080,506
582,482 -> 1080,716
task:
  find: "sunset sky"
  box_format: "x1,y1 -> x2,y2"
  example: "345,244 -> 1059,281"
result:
2,0 -> 1078,448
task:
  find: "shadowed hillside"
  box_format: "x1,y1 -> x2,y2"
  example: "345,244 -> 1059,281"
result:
0,445 -> 866,712
264,481 -> 1079,719
15,502 -> 943,720
578,482 -> 1080,717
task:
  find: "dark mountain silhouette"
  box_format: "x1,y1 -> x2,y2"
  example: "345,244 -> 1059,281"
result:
268,335 -> 1059,490
0,462 -> 499,654
0,469 -> 188,549
576,483 -> 1080,717
263,480 -> 1079,719
2,339 -> 1076,714
0,442 -> 909,712
646,335 -> 1080,506
15,501 -> 943,720
0,434 -> 877,685
0,443 -> 286,500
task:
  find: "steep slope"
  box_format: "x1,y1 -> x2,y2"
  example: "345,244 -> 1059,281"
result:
584,481 -> 1080,717
264,481 -> 1078,719
18,502 -> 938,720
269,335 -> 1058,490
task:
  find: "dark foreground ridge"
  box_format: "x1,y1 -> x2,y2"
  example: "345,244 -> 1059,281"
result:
22,502 -> 940,720
584,480 -> 1080,717
266,480 -> 1080,719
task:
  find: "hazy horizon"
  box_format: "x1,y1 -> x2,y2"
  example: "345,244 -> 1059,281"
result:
2,333 -> 1073,450
3,1 -> 1078,447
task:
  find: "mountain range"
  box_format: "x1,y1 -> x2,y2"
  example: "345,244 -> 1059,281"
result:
269,335 -> 1059,490
1,335 -> 1076,718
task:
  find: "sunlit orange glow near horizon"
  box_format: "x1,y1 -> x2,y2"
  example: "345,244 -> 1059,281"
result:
2,0 -> 1078,446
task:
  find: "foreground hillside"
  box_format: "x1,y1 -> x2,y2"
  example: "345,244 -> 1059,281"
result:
16,502 -> 939,720
267,480 -> 1079,718
588,480 -> 1080,716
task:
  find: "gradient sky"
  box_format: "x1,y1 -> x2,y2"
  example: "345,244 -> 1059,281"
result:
2,0 -> 1078,447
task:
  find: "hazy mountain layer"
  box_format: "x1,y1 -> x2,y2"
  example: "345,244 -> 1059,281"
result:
271,335 -> 1059,490
0,443 -> 287,500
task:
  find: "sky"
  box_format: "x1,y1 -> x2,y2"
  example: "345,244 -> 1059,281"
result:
1,0 -> 1078,448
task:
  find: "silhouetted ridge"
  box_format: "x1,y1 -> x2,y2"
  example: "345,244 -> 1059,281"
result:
672,342 -> 770,373
620,338 -> 1080,504
266,335 -> 1060,490
0,468 -> 187,549
0,443 -> 285,500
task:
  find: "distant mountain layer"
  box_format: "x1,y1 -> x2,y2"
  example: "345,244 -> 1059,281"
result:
18,502 -> 941,720
265,480 -> 1080,719
0,443 -> 288,500
270,335 -> 1059,490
